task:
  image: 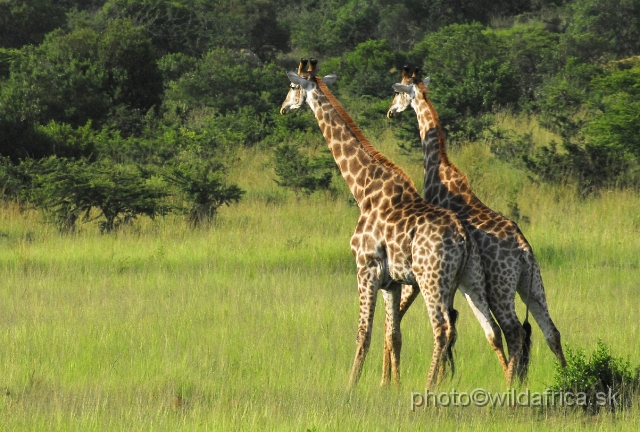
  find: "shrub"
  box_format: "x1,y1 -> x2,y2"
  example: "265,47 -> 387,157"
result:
273,141 -> 334,195
164,48 -> 285,117
164,161 -> 244,227
488,128 -> 535,170
530,62 -> 640,192
32,158 -> 168,233
549,341 -> 639,413
0,157 -> 34,205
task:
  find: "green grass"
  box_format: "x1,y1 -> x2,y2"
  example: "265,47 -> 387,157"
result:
1,122 -> 640,430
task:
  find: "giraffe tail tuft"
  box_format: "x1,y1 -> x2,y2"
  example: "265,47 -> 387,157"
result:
518,319 -> 532,382
445,308 -> 459,378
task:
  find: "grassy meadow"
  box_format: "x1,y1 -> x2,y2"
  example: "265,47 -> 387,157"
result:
1,118 -> 640,430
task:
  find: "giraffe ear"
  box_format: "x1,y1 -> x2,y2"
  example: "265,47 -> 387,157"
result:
287,71 -> 314,91
423,77 -> 431,88
392,83 -> 414,97
322,74 -> 338,85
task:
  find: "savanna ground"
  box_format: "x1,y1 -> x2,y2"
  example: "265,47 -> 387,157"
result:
1,116 -> 639,431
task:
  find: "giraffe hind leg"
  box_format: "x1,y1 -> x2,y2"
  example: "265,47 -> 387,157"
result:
445,307 -> 458,377
425,305 -> 455,389
414,273 -> 457,389
380,284 -> 403,387
486,288 -> 526,385
458,263 -> 511,383
382,284 -> 419,385
518,257 -> 566,370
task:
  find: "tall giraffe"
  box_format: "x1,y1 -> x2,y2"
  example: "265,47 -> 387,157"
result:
387,66 -> 567,383
281,58 -> 509,388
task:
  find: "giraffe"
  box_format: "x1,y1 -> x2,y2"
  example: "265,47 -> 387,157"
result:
387,66 -> 567,383
281,58 -> 509,388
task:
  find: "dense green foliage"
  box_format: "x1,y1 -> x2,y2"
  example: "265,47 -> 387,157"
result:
1,0 -> 640,230
550,341 -> 639,413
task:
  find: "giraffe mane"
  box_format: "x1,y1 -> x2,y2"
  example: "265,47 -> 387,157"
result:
315,77 -> 416,188
416,80 -> 474,191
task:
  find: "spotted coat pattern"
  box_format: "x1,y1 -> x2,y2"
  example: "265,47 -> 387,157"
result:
281,59 -> 507,388
387,67 -> 567,383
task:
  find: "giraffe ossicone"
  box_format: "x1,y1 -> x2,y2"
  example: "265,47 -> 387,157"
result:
281,58 -> 509,389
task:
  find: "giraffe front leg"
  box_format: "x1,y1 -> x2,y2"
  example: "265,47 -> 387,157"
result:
349,268 -> 380,388
380,283 -> 403,387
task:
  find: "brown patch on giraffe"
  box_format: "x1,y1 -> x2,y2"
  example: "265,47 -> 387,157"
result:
316,77 -> 416,189
342,143 -> 357,158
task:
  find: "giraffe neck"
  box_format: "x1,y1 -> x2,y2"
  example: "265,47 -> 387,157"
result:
308,79 -> 419,210
413,84 -> 479,214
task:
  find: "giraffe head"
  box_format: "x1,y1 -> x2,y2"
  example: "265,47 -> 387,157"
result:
387,66 -> 430,118
280,58 -> 337,114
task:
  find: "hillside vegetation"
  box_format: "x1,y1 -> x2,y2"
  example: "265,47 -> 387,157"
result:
1,0 -> 640,429
1,131 -> 640,429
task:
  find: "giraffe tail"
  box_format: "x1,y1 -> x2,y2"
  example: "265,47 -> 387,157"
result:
517,254 -> 535,382
518,319 -> 532,382
445,308 -> 459,378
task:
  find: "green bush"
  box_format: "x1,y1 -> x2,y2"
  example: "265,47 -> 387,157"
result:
488,128 -> 535,169
586,67 -> 640,159
273,141 -> 334,195
492,24 -> 561,107
0,157 -> 34,204
561,0 -> 640,63
0,0 -> 67,49
103,0 -> 289,59
549,341 -> 638,413
31,158 -> 168,233
537,59 -> 604,139
530,62 -> 640,192
164,161 -> 244,227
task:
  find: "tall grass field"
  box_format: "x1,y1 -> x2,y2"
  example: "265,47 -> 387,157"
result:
1,121 -> 639,430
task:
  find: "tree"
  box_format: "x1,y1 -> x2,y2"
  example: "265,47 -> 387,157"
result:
410,23 -> 520,140
0,19 -> 164,159
586,65 -> 640,157
0,0 -> 66,48
561,0 -> 640,62
99,19 -> 164,115
323,39 -> 400,99
164,48 -> 285,116
32,158 -> 168,232
102,0 -> 290,59
164,160 -> 244,227
526,62 -> 640,192
492,24 -> 561,106
537,59 -> 605,139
